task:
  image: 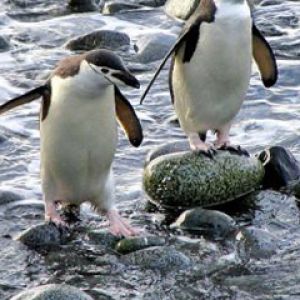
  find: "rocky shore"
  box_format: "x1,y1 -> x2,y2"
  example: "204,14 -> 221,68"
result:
0,0 -> 300,299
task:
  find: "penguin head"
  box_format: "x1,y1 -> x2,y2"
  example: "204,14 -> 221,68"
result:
84,49 -> 140,89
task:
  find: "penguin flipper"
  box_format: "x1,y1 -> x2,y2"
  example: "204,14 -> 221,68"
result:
0,85 -> 49,115
140,0 -> 217,104
252,24 -> 278,87
115,86 -> 143,147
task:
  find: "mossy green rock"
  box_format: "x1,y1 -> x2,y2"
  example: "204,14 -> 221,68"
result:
143,151 -> 264,208
115,236 -> 165,254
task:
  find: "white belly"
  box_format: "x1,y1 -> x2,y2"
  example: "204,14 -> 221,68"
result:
40,80 -> 117,205
172,1 -> 252,134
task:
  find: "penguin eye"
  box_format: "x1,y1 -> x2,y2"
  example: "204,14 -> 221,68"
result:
101,68 -> 109,74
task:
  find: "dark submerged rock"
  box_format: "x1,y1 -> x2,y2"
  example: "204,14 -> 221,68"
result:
11,284 -> 94,300
0,190 -> 23,205
258,146 -> 300,189
0,36 -> 10,52
236,227 -> 279,261
170,208 -> 237,239
144,149 -> 264,209
121,246 -> 191,272
138,0 -> 167,7
15,223 -> 70,250
65,30 -> 130,51
115,236 -> 166,254
67,0 -> 98,12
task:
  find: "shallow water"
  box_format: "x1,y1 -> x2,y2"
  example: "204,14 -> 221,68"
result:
0,0 -> 300,299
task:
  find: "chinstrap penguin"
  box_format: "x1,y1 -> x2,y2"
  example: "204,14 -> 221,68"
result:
0,49 -> 143,237
140,0 -> 277,156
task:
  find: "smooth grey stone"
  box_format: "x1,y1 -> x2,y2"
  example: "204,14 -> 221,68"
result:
102,1 -> 141,15
68,0 -> 98,12
65,30 -> 130,51
11,284 -> 93,300
121,246 -> 191,272
170,208 -> 237,238
236,227 -> 279,260
16,223 -> 69,249
164,0 -> 200,20
135,33 -> 176,63
115,236 -> 166,254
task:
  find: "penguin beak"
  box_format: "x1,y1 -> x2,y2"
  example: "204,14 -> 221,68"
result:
112,72 -> 140,89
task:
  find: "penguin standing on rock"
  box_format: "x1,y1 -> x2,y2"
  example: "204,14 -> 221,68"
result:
0,49 -> 143,237
140,0 -> 277,155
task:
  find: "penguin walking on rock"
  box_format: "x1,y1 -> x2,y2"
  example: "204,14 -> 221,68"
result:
0,49 -> 143,237
140,0 -> 277,155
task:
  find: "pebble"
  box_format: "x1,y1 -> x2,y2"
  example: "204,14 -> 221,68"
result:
115,236 -> 166,254
170,208 -> 237,239
121,246 -> 191,272
15,223 -> 70,250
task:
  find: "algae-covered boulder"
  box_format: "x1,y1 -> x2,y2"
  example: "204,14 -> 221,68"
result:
115,236 -> 166,254
143,150 -> 264,209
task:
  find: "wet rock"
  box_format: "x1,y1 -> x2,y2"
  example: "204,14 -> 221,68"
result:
65,30 -> 130,51
0,190 -> 23,205
115,236 -> 166,254
122,246 -> 191,272
68,0 -> 98,12
15,223 -> 69,250
0,36 -> 10,52
102,2 -> 141,15
170,208 -> 236,239
257,146 -> 300,189
135,32 -> 176,63
260,0 -> 281,6
236,227 -> 279,260
247,190 -> 300,228
288,182 -> 300,199
143,147 -> 264,209
87,229 -> 121,248
11,284 -> 94,300
138,0 -> 167,7
164,0 -> 200,20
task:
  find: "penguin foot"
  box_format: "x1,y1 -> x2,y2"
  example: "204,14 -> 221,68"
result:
217,144 -> 250,157
195,148 -> 217,159
188,132 -> 214,156
45,213 -> 68,228
107,209 -> 139,237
